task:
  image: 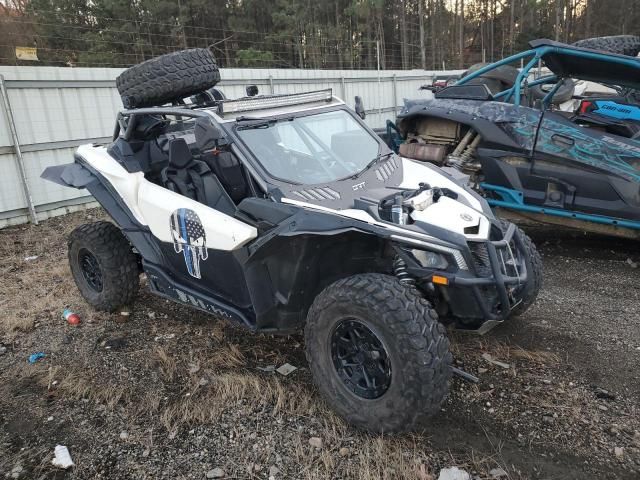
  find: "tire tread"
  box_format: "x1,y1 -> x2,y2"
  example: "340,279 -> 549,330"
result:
116,49 -> 220,108
68,221 -> 139,311
304,273 -> 452,433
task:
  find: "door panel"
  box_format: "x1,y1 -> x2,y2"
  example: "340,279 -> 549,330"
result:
532,111 -> 640,218
137,180 -> 258,307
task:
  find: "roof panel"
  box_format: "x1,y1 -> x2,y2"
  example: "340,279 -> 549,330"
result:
530,39 -> 640,89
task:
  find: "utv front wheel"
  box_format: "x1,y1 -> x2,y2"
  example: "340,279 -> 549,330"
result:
304,274 -> 452,433
68,221 -> 140,311
502,221 -> 543,317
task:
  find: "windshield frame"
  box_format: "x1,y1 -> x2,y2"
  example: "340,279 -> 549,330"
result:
229,105 -> 387,186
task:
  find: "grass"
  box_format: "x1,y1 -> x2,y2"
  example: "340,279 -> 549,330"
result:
0,209 -> 109,338
159,372 -> 318,431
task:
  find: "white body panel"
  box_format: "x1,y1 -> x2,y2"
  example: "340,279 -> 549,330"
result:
399,157 -> 484,211
398,157 -> 490,240
410,196 -> 490,240
79,145 -> 148,225
77,144 -> 257,250
137,182 -> 257,248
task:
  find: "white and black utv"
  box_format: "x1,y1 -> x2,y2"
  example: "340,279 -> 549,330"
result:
42,49 -> 542,432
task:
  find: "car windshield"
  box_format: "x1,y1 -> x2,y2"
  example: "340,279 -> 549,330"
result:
236,109 -> 381,184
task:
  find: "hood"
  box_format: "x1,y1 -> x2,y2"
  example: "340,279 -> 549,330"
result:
276,156 -> 493,241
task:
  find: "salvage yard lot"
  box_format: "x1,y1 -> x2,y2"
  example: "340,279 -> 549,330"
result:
0,208 -> 638,479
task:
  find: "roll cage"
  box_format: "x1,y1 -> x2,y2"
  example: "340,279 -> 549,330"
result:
455,38 -> 640,108
109,90 -> 390,195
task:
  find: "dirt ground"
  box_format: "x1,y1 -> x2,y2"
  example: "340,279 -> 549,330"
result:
0,208 -> 639,480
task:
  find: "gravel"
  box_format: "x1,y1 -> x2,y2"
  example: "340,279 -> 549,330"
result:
0,210 -> 638,479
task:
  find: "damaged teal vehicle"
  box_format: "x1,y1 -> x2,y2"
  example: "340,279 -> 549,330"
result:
385,38 -> 640,239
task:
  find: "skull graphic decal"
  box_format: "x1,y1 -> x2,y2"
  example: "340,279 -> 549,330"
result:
170,208 -> 208,279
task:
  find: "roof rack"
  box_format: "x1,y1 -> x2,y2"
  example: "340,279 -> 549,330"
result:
217,89 -> 333,115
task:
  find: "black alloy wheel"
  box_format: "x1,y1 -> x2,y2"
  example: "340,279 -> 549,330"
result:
78,248 -> 104,292
331,319 -> 392,399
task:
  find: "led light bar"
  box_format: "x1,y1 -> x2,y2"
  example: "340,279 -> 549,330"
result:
218,89 -> 333,115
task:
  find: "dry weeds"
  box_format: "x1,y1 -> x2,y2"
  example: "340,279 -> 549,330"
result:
159,372 -> 318,432
2,209 -> 638,479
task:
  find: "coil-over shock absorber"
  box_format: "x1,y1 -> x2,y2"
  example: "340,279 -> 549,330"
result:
393,256 -> 415,286
447,129 -> 481,171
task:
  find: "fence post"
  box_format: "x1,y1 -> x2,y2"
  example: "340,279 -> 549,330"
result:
268,75 -> 274,95
340,75 -> 346,101
392,73 -> 398,115
0,74 -> 38,225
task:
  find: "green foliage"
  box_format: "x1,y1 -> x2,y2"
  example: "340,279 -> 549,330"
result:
2,0 -> 639,70
235,48 -> 274,67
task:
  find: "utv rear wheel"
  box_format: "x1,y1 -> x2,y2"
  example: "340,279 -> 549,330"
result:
304,274 -> 452,433
68,221 -> 140,311
116,48 -> 221,108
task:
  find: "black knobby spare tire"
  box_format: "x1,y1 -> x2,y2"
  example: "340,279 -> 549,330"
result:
464,62 -> 520,87
116,49 -> 221,109
530,78 -> 575,104
573,35 -> 640,57
304,273 -> 452,433
68,221 -> 140,311
501,220 -> 543,317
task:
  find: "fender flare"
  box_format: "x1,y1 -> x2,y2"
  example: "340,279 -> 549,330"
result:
41,158 -> 165,265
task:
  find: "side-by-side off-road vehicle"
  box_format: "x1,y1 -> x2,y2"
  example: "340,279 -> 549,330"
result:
42,49 -> 542,432
385,38 -> 640,240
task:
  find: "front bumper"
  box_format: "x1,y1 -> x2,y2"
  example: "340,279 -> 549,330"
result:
401,223 -> 529,325
454,222 -> 528,321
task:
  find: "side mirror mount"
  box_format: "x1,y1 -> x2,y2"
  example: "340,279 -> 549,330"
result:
246,85 -> 259,97
194,117 -> 228,151
354,96 -> 366,119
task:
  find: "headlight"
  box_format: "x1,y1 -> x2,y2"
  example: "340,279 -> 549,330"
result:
409,249 -> 449,269
390,234 -> 468,270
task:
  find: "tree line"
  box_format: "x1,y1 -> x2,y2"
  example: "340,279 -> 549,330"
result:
1,0 -> 639,70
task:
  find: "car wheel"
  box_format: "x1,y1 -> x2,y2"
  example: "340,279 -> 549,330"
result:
68,221 -> 140,311
116,49 -> 221,108
304,273 -> 452,433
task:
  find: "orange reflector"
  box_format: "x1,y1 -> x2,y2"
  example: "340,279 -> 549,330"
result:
432,275 -> 449,286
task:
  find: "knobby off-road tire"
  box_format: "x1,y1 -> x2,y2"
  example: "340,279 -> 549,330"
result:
304,273 -> 452,433
68,221 -> 140,311
116,49 -> 221,108
573,35 -> 640,57
530,78 -> 575,104
464,62 -> 519,87
501,221 -> 543,317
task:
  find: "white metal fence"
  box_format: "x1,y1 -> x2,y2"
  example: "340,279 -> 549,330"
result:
0,65 -> 462,227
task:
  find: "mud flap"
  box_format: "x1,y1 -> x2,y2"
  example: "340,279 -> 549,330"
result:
41,163 -> 97,189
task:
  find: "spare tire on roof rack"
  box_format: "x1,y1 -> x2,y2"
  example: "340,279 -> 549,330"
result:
572,35 -> 640,57
462,62 -> 520,88
116,49 -> 221,109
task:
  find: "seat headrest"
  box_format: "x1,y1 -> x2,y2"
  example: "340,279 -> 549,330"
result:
168,138 -> 192,168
